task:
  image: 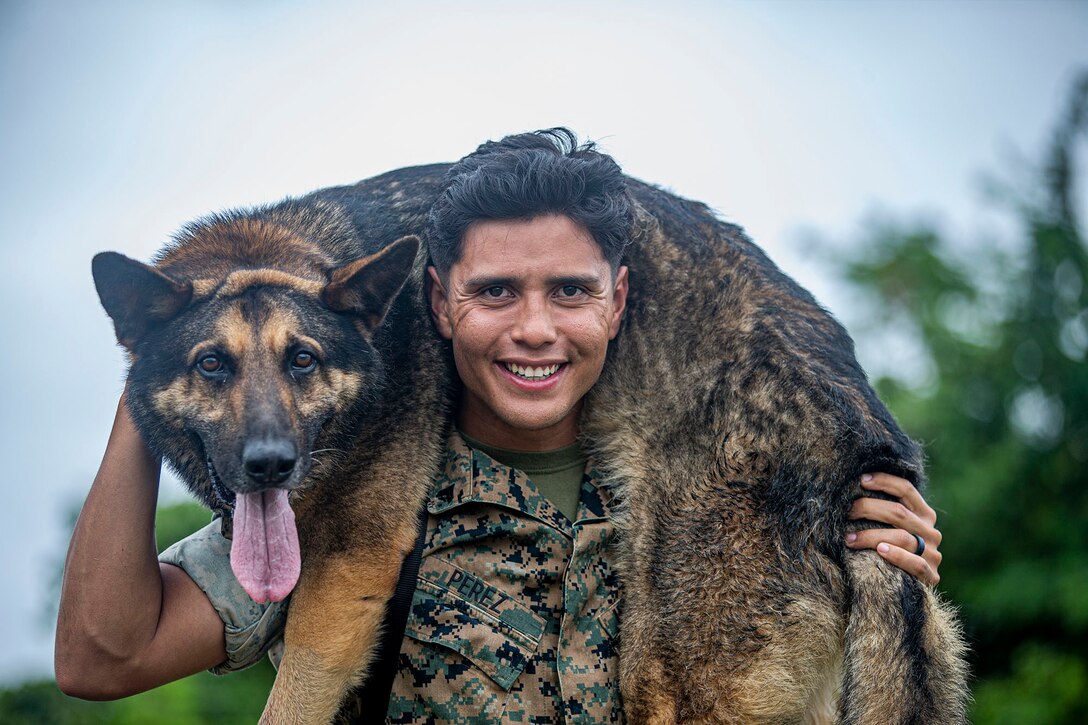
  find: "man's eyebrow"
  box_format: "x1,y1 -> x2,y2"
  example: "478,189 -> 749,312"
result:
462,275 -> 516,289
546,274 -> 605,287
461,272 -> 604,287
461,273 -> 605,288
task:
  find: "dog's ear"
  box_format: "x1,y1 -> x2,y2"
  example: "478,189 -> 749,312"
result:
323,235 -> 420,330
92,252 -> 194,350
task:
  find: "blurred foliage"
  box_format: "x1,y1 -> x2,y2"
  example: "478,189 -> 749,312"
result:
0,662 -> 274,725
2,502 -> 273,723
834,72 -> 1088,723
154,500 -> 221,555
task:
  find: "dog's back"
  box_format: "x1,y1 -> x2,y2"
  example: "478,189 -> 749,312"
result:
581,182 -> 968,722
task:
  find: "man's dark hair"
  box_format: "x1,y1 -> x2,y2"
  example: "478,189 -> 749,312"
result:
427,127 -> 633,279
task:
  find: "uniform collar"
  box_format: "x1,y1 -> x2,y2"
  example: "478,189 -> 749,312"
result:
429,431 -> 614,529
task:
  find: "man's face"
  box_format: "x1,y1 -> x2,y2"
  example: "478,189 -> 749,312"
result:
428,214 -> 628,451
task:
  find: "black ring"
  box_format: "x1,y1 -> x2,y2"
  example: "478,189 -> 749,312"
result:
913,533 -> 926,556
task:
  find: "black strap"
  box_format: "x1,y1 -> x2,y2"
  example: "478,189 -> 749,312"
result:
350,504 -> 429,720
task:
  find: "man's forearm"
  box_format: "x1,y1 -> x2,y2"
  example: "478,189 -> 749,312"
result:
55,393 -> 164,681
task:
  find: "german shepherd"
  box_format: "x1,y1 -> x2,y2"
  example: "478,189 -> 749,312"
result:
93,195 -> 452,723
94,166 -> 967,723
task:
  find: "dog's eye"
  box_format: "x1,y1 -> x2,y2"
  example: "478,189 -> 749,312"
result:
291,351 -> 317,373
196,354 -> 226,377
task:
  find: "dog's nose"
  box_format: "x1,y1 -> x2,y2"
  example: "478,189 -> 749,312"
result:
242,439 -> 298,485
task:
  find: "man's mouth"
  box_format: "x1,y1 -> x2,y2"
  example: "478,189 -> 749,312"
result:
503,362 -> 563,381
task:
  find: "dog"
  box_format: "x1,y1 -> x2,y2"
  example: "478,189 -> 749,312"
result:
94,164 -> 967,723
93,194 -> 452,723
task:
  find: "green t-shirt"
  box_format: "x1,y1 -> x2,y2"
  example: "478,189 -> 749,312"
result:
459,431 -> 586,522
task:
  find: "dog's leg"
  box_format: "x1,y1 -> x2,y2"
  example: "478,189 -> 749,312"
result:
258,529 -> 414,725
259,555 -> 397,724
617,620 -> 677,723
838,551 -> 968,725
620,665 -> 677,725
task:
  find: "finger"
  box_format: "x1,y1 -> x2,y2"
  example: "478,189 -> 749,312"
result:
875,542 -> 939,587
849,497 -> 939,544
846,527 -> 919,553
861,472 -> 936,524
847,528 -> 943,573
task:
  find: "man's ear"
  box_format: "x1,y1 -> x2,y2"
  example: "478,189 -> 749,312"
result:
427,266 -> 453,340
608,265 -> 629,339
92,252 -> 194,350
322,235 -> 419,331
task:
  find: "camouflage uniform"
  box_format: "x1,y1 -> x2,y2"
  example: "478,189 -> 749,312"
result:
160,431 -> 623,723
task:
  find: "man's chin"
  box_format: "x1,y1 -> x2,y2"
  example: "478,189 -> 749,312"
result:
478,410 -> 581,449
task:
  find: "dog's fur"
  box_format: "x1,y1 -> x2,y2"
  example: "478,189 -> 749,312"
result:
94,163 -> 967,723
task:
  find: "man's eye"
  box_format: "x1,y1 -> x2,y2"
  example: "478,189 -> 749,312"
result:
559,285 -> 584,297
484,286 -> 507,298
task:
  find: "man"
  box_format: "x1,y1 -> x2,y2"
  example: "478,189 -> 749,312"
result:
56,129 -> 943,720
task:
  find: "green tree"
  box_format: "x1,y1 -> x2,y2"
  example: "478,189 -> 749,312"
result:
831,72 -> 1088,723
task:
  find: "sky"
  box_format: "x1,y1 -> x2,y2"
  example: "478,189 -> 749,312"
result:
1,0 -> 1086,685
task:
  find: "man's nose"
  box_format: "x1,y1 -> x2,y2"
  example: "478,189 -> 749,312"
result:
510,296 -> 558,347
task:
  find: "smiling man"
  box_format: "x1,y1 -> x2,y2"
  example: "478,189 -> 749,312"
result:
56,129 -> 945,722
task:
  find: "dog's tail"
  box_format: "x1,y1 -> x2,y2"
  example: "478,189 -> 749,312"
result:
838,551 -> 969,724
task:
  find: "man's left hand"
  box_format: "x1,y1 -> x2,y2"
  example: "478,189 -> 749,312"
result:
846,472 -> 943,587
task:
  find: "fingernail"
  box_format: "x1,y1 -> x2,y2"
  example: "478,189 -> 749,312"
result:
877,543 -> 890,554
861,473 -> 873,483
846,533 -> 857,543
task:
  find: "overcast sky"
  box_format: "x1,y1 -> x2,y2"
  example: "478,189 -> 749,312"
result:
1,0 -> 1085,685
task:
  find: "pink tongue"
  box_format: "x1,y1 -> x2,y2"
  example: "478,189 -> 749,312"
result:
230,489 -> 301,603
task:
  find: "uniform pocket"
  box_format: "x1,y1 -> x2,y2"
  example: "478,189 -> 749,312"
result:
595,597 -> 622,640
403,557 -> 546,690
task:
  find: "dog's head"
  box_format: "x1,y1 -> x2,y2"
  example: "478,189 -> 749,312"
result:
92,234 -> 420,514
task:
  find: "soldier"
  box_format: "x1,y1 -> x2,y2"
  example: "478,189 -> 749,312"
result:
56,129 -> 944,721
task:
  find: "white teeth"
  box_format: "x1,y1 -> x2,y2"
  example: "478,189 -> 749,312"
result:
505,363 -> 561,380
